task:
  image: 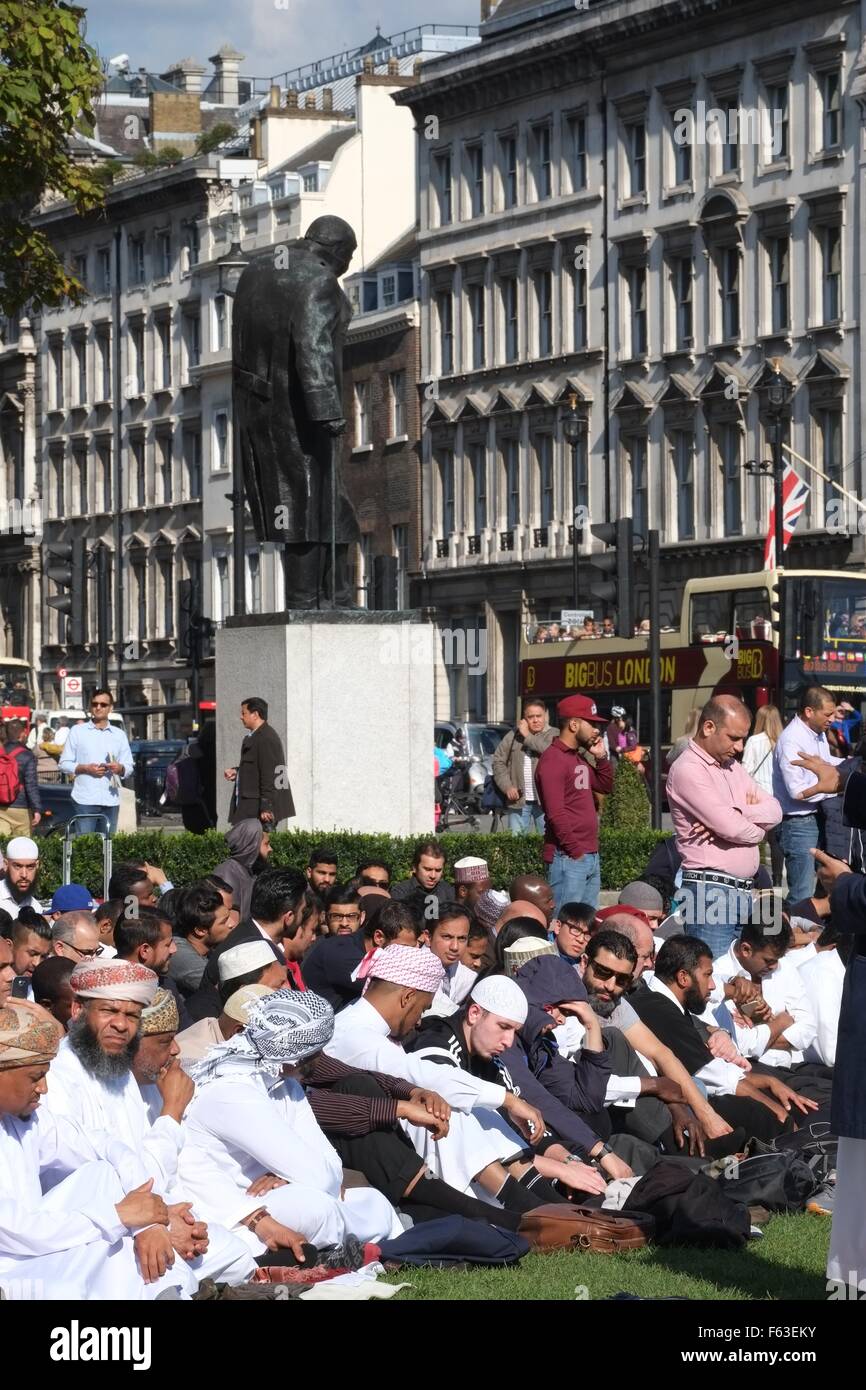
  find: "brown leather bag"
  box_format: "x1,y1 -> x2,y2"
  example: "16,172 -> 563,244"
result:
519,1204 -> 655,1253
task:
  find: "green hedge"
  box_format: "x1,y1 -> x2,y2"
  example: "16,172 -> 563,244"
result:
2,828 -> 671,902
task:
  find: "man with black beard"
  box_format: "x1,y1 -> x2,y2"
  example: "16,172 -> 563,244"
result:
631,935 -> 819,1145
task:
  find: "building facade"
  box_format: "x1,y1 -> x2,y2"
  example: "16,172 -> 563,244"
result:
399,0 -> 866,721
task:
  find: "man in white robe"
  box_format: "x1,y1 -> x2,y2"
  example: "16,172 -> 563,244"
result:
43,961 -> 254,1288
0,997 -> 189,1300
180,988 -> 404,1260
326,944 -> 561,1213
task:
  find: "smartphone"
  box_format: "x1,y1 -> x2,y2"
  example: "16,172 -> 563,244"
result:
11,976 -> 30,999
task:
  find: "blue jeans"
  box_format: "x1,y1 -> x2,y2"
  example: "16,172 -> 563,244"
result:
675,877 -> 752,959
549,849 -> 601,914
777,814 -> 819,903
71,804 -> 118,836
507,802 -> 546,835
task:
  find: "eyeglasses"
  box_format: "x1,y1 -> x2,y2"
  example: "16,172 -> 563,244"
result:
68,943 -> 103,960
328,911 -> 361,923
561,921 -> 591,938
91,701 -> 111,708
588,960 -> 633,989
364,878 -> 389,888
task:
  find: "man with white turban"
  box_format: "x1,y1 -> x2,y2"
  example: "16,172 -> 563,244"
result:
326,945 -> 574,1218
179,988 -> 404,1261
0,999 -> 190,1300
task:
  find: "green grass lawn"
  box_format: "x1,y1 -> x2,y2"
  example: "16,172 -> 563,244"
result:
385,1212 -> 831,1301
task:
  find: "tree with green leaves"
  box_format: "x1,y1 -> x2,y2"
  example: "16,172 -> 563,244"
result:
0,0 -> 105,314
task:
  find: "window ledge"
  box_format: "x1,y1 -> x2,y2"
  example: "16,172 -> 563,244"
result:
352,443 -> 373,456
94,398 -> 112,407
661,183 -> 695,201
620,192 -> 649,210
810,148 -> 843,164
757,330 -> 793,348
209,468 -> 231,478
385,434 -> 409,446
153,384 -> 173,396
759,159 -> 792,176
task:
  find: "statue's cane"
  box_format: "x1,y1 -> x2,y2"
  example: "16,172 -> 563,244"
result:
330,433 -> 338,608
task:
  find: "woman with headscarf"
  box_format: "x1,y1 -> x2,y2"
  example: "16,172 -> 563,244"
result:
211,819 -> 271,922
179,988 -> 403,1259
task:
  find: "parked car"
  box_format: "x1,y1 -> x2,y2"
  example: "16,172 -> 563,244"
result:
434,721 -> 511,810
129,739 -> 186,817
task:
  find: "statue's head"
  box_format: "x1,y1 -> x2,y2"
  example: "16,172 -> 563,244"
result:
304,215 -> 357,276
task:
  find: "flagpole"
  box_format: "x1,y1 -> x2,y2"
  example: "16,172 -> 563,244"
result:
781,442 -> 866,515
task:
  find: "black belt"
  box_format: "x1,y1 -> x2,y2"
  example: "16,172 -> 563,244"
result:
681,868 -> 754,890
782,812 -> 817,821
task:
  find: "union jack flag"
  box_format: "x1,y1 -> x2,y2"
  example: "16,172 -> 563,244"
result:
764,464 -> 810,568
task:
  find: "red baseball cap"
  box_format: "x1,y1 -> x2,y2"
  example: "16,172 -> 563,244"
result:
556,694 -> 606,723
594,905 -> 654,929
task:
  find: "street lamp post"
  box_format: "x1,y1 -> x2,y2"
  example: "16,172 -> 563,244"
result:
765,359 -> 794,704
215,230 -> 250,617
562,393 -> 588,612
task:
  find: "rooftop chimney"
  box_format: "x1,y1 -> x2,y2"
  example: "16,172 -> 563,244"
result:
322,87 -> 333,111
209,43 -> 245,107
304,93 -> 316,108
163,57 -> 207,94
285,88 -> 298,108
387,57 -> 399,75
269,84 -> 281,108
480,0 -> 495,19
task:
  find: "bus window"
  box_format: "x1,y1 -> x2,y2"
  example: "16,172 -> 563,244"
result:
689,592 -> 730,645
732,589 -> 770,641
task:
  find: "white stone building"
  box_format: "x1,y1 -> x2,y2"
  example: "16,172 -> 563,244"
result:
398,0 -> 866,721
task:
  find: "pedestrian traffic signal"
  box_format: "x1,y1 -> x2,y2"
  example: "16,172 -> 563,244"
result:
588,517 -> 635,637
46,542 -> 86,646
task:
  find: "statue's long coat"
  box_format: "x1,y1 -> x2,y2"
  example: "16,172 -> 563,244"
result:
232,242 -> 359,545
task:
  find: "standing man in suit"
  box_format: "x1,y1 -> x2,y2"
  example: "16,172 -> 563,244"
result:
224,697 -> 294,828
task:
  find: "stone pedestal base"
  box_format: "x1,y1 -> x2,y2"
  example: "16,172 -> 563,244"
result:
216,611 -> 435,835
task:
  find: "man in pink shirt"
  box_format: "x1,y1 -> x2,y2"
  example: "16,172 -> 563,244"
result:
666,694 -> 782,957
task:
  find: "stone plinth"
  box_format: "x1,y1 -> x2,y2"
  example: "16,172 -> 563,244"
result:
216,610 -> 435,835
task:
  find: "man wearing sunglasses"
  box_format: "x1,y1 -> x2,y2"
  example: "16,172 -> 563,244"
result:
58,688 -> 133,836
534,695 -> 613,913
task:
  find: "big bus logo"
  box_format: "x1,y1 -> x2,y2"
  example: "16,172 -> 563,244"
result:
736,646 -> 765,681
525,665 -> 536,690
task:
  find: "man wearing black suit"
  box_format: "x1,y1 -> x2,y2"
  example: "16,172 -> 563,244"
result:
224,697 -> 294,827
185,867 -> 304,1021
631,935 -> 817,1143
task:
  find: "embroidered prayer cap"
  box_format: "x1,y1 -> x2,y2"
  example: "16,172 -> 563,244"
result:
244,988 -> 334,1064
515,954 -> 588,1008
0,1000 -> 63,1069
70,958 -> 159,1006
470,975 -> 528,1026
5,836 -> 39,862
453,856 -> 490,885
366,943 -> 445,994
218,939 -> 277,984
140,987 -> 180,1036
502,937 -> 557,978
474,889 -> 511,933
223,983 -> 272,1026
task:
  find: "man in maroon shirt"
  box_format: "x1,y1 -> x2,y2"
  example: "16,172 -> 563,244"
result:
534,695 -> 613,913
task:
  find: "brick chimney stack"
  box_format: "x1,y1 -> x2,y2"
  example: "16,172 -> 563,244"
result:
322,87 -> 333,111
209,43 -> 245,106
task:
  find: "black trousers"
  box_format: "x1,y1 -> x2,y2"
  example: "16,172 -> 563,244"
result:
710,1093 -> 794,1145
749,1060 -> 834,1109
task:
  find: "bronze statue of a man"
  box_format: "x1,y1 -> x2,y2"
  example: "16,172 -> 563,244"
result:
232,215 -> 360,608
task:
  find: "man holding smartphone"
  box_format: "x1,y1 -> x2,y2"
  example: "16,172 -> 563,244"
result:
58,688 -> 133,835
534,695 -> 613,914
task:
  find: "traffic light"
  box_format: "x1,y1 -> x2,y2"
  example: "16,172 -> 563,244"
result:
46,542 -> 86,646
769,577 -> 783,641
588,517 -> 635,637
178,579 -> 215,661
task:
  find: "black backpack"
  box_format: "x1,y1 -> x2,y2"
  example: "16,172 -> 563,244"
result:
717,1149 -> 819,1213
775,1114 -> 837,1188
623,1161 -> 751,1248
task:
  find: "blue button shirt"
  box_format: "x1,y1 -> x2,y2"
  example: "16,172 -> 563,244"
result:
58,721 -> 134,806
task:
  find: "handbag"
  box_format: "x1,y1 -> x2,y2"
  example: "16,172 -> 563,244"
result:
518,1204 -> 655,1253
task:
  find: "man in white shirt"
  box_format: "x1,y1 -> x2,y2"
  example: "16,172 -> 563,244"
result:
58,689 -> 133,835
425,904 -> 476,1018
0,836 -> 42,917
772,686 -> 841,901
327,943 -> 574,1217
709,918 -> 820,1078
800,928 -> 848,1068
